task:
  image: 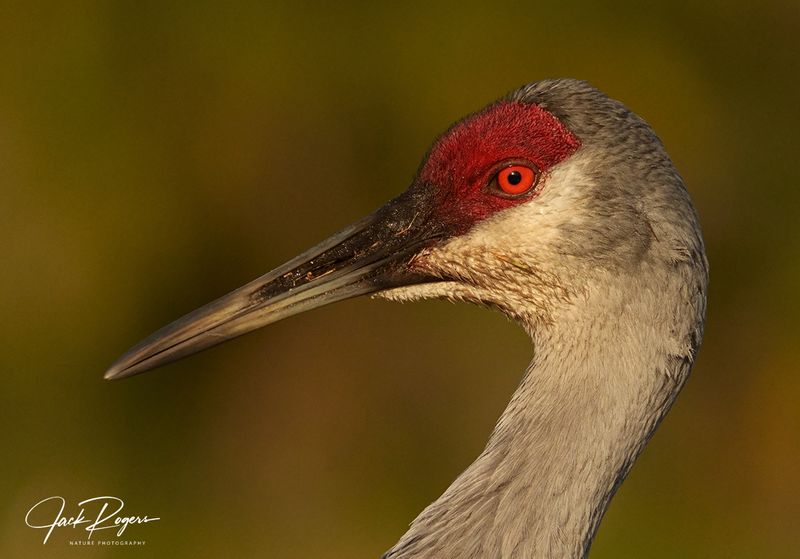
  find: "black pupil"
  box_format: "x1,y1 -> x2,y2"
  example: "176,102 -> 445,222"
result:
507,170 -> 522,185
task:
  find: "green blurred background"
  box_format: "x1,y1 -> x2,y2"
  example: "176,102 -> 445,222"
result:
2,1 -> 798,557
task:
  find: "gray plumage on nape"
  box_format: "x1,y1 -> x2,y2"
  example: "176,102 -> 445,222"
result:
105,79 -> 708,559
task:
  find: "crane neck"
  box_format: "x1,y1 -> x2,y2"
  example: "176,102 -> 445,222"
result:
384,273 -> 701,558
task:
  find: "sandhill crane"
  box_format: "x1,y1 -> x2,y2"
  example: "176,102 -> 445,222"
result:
105,79 -> 708,558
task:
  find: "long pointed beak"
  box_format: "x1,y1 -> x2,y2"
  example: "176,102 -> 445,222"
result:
104,188 -> 443,380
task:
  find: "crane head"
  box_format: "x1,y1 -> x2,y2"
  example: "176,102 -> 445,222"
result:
104,79 -> 704,380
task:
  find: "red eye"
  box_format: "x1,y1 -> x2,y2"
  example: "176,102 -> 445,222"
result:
497,165 -> 537,196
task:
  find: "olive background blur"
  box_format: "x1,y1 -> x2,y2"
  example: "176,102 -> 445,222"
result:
2,2 -> 798,558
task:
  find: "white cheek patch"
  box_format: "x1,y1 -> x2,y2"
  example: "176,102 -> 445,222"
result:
433,152 -> 597,262
376,153 -> 597,324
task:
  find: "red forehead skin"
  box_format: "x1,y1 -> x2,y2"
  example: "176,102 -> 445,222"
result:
418,101 -> 580,230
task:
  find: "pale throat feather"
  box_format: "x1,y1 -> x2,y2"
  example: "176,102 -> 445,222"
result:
381,285 -> 695,559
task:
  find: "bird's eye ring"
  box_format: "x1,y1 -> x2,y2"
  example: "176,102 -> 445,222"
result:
493,165 -> 538,197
